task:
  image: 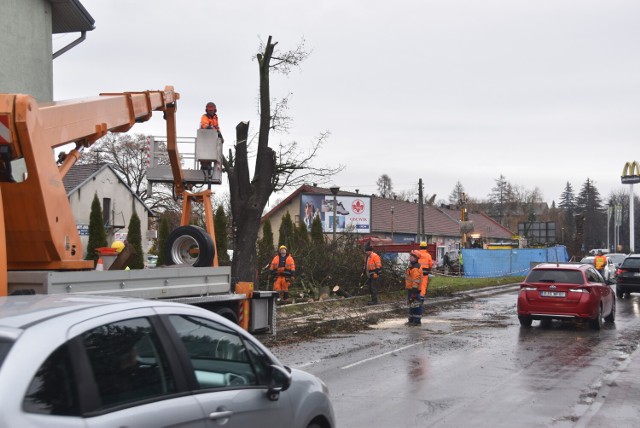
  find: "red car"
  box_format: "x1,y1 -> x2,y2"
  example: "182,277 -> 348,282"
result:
517,262 -> 616,329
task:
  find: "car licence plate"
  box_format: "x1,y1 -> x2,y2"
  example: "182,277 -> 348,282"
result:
540,291 -> 566,297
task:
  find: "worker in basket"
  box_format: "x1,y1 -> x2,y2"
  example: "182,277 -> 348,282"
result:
270,245 -> 296,302
199,102 -> 224,178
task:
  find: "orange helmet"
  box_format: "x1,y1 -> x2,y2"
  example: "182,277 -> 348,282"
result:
410,250 -> 421,259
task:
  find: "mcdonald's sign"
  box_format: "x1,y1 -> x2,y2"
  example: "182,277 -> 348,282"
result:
621,161 -> 640,184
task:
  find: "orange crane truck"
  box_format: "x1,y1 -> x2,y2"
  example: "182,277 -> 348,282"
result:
0,87 -> 276,334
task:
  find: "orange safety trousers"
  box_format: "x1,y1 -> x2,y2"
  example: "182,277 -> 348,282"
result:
420,275 -> 429,296
273,276 -> 291,291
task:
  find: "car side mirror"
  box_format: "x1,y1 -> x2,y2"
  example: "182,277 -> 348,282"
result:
266,364 -> 292,401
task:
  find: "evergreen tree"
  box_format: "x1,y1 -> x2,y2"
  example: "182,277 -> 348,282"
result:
214,205 -> 230,266
575,178 -> 606,251
559,182 -> 576,211
127,211 -> 144,269
558,181 -> 576,247
295,219 -> 309,251
257,219 -> 275,289
310,215 -> 325,246
278,211 -> 295,249
86,194 -> 107,265
156,214 -> 170,266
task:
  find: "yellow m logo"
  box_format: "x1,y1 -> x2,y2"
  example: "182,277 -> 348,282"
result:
621,161 -> 640,184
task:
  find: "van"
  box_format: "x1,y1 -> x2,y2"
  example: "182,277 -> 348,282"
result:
588,248 -> 609,256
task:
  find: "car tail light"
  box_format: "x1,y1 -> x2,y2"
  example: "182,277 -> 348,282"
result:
569,288 -> 590,293
521,286 -> 537,291
617,268 -> 626,275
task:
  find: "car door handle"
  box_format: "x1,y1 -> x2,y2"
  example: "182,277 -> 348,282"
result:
209,410 -> 234,420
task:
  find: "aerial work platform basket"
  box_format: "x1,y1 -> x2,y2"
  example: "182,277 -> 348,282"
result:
146,129 -> 223,187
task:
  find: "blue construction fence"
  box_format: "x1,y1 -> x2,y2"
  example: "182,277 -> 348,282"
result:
460,246 -> 569,278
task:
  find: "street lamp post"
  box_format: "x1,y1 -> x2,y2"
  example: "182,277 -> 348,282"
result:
330,185 -> 340,242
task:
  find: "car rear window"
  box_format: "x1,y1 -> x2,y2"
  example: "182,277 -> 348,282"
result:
526,269 -> 584,285
621,258 -> 640,268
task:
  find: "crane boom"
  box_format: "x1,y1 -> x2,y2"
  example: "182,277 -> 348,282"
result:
0,87 -> 179,287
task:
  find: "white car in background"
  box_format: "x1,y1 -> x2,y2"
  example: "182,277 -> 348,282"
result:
607,253 -> 628,270
580,255 -> 616,284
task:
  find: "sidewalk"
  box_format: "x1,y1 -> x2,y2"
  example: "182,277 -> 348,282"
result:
575,344 -> 640,427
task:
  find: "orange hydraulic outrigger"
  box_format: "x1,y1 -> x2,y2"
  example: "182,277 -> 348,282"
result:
0,87 -> 180,296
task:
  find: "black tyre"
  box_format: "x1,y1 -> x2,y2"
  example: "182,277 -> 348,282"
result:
518,316 -> 532,327
590,304 -> 603,330
540,319 -> 553,329
215,307 -> 238,324
604,299 -> 616,323
165,225 -> 214,267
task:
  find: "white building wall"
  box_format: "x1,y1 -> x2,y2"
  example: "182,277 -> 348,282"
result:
67,168 -> 151,257
0,0 -> 53,101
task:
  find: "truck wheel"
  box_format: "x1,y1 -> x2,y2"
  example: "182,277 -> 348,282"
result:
165,225 -> 214,267
215,307 -> 238,324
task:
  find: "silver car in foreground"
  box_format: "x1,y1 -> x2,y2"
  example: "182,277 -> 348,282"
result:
0,295 -> 334,428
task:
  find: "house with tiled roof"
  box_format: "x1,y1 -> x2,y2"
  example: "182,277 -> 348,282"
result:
370,195 -> 514,258
260,184 -> 515,262
63,163 -> 154,257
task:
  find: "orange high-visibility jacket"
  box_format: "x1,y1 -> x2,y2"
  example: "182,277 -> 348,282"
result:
270,254 -> 296,276
364,252 -> 382,278
200,113 -> 220,131
405,261 -> 423,290
594,255 -> 607,270
419,249 -> 433,272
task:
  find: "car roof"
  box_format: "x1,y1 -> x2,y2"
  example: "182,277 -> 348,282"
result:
533,262 -> 588,270
0,294 -> 186,330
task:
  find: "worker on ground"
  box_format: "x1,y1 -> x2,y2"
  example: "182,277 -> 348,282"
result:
270,245 -> 296,302
363,242 -> 382,305
458,250 -> 464,276
405,250 -> 424,326
594,250 -> 607,282
418,242 -> 433,295
199,102 -> 224,177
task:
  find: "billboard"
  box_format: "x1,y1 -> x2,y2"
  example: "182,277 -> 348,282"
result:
300,193 -> 371,234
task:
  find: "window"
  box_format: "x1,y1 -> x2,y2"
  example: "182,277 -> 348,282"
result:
82,317 -> 176,409
622,258 -> 640,268
527,269 -> 583,285
102,198 -> 111,227
23,344 -> 79,416
168,315 -> 260,389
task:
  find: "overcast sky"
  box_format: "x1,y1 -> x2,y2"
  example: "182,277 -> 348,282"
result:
53,0 -> 640,206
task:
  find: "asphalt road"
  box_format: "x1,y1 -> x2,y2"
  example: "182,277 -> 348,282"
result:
271,287 -> 640,427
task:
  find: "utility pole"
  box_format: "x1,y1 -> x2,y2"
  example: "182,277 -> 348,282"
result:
417,179 -> 424,242
330,185 -> 340,242
459,192 -> 468,248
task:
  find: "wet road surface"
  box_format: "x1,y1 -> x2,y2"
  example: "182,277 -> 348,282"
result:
272,288 -> 640,427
